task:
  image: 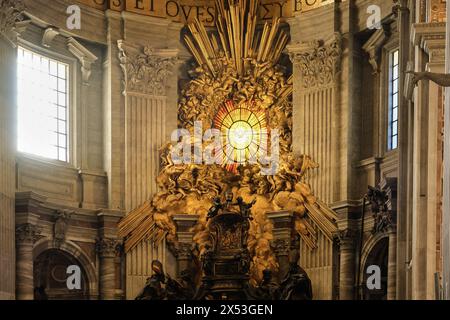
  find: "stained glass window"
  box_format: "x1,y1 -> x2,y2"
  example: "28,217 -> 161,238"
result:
214,101 -> 268,172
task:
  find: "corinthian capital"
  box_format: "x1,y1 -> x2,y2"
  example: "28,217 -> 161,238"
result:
332,228 -> 357,247
0,0 -> 25,46
16,224 -> 42,244
118,40 -> 178,96
96,237 -> 121,257
288,33 -> 342,89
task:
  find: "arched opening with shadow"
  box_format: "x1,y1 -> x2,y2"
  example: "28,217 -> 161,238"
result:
33,249 -> 90,300
361,237 -> 389,300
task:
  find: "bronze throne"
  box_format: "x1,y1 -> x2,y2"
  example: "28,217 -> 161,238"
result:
196,209 -> 252,300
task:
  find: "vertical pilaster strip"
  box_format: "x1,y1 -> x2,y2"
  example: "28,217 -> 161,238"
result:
266,211 -> 295,281
96,238 -> 120,300
395,0 -> 411,300
0,0 -> 25,300
118,40 -> 178,299
443,0 -> 450,300
104,10 -> 125,211
387,228 -> 397,300
15,224 -> 41,300
334,229 -> 356,300
288,33 -> 342,204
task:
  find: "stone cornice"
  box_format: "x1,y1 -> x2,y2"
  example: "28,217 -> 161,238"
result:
67,37 -> 98,84
411,22 -> 446,54
362,25 -> 391,73
118,40 -> 179,97
287,32 -> 342,89
41,27 -> 59,48
95,237 -> 122,257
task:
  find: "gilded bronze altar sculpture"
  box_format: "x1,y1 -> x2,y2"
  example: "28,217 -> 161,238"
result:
136,196 -> 312,300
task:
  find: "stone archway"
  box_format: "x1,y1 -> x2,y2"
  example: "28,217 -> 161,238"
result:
33,249 -> 90,300
33,240 -> 98,300
360,236 -> 389,300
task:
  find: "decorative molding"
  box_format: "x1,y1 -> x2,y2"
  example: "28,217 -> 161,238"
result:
173,242 -> 193,259
54,209 -> 72,247
411,23 -> 446,64
367,178 -> 397,235
362,25 -> 391,74
16,223 -> 42,244
288,32 -> 342,89
67,37 -> 98,84
118,40 -> 179,96
332,228 -> 358,247
0,0 -> 25,46
95,237 -> 121,257
272,238 -> 290,256
42,27 -> 60,48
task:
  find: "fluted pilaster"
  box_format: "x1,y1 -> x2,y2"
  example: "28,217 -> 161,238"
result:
0,0 -> 25,300
118,40 -> 178,299
288,33 -> 342,204
15,224 -> 41,300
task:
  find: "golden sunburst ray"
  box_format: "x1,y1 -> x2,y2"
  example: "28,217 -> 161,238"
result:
184,0 -> 288,78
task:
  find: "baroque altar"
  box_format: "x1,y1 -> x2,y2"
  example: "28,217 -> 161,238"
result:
136,195 -> 312,300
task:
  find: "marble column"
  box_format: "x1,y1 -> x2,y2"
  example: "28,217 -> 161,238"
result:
15,224 -> 41,300
96,238 -> 120,300
335,229 -> 356,300
387,227 -> 397,300
0,0 -> 25,300
172,215 -> 199,276
266,211 -> 295,281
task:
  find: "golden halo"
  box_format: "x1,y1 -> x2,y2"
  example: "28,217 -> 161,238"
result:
213,100 -> 268,173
